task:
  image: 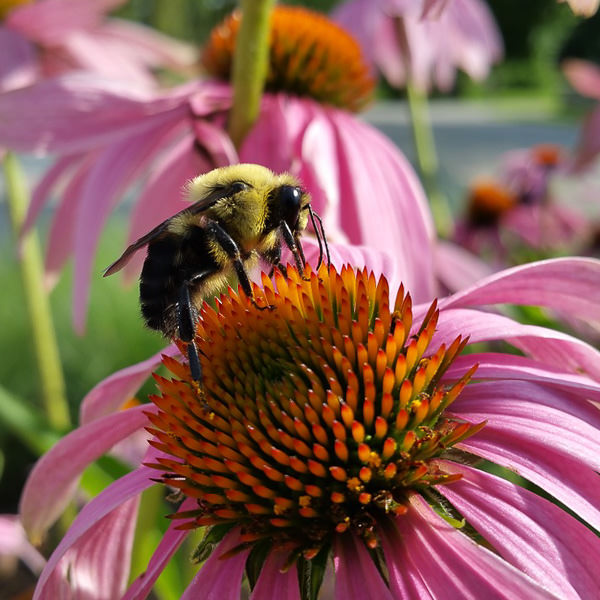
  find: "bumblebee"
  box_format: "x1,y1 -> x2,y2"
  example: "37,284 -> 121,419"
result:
104,164 -> 329,382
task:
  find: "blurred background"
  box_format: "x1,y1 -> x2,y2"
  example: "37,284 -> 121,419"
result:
1,0 -> 600,562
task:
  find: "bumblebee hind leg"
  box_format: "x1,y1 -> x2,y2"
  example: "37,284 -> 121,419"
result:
177,280 -> 203,382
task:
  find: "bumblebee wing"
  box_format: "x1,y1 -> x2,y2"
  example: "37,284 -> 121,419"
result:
103,220 -> 170,276
103,183 -> 235,277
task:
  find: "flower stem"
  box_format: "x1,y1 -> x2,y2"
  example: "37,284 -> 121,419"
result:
3,152 -> 71,431
228,0 -> 276,148
405,79 -> 453,238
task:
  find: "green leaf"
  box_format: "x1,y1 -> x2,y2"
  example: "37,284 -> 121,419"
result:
245,539 -> 271,590
0,384 -> 59,454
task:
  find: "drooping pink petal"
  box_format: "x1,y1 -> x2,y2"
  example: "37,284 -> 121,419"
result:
44,153 -> 98,288
0,514 -> 45,574
0,74 -> 195,154
21,154 -> 82,239
381,496 -> 557,599
439,257 -> 600,325
0,27 -> 37,92
6,0 -> 125,45
80,346 -> 177,424
33,457 -> 157,600
71,117 -> 182,333
180,529 -> 249,600
440,463 -> 600,599
459,427 -> 600,533
333,533 -> 394,600
453,380 -> 600,471
250,550 -> 300,600
37,496 -> 139,600
123,497 -> 196,600
20,404 -> 156,542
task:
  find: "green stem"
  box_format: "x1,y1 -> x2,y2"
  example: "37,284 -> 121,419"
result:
228,0 -> 276,148
3,152 -> 71,431
405,79 -> 453,238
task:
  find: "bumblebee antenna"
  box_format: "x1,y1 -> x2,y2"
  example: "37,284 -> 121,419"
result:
308,206 -> 330,268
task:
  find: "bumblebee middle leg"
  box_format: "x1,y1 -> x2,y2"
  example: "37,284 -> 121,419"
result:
177,281 -> 203,382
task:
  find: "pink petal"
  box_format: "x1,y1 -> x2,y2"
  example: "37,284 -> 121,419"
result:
434,239 -> 494,293
459,427 -> 600,533
33,457 -> 156,600
430,307 -> 600,380
71,118 -> 181,333
181,529 -> 249,600
573,106 -> 600,170
381,496 -> 557,599
563,59 -> 600,99
445,352 -> 600,403
37,496 -> 139,600
250,550 -> 300,600
7,0 -> 124,45
332,112 -> 435,303
0,74 -> 193,154
333,533 -> 394,600
440,463 -> 600,599
123,497 -> 196,600
453,380 -> 600,470
20,404 -> 155,542
0,27 -> 37,92
440,258 -> 600,325
0,514 -> 45,574
80,346 -> 176,424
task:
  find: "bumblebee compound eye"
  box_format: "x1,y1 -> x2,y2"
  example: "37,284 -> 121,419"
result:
278,185 -> 303,226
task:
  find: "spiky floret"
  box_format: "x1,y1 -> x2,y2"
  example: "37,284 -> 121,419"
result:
202,6 -> 374,112
146,265 -> 481,562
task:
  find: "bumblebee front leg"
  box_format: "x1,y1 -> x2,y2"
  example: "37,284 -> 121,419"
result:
279,221 -> 307,277
205,220 -> 267,308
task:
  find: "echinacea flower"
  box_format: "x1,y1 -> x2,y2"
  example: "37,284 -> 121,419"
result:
559,0 -> 600,16
453,144 -> 592,266
21,245 -> 600,599
563,58 -> 600,169
332,0 -> 503,92
0,0 -> 195,92
0,5 -> 434,332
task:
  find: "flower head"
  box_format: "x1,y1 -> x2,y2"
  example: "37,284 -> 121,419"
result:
332,0 -> 503,92
202,6 -> 374,112
147,265 -> 480,566
22,249 -> 600,599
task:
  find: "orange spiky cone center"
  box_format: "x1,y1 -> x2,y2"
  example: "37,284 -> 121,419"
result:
146,265 -> 481,557
201,6 -> 374,112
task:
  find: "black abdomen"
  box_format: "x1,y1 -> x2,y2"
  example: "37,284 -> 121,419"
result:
139,227 -> 219,338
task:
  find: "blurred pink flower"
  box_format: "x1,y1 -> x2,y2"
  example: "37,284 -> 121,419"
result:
453,144 -> 591,265
0,514 -> 45,574
332,0 -> 503,92
20,245 -> 600,599
0,0 -> 196,92
0,71 -> 434,332
563,59 -> 600,170
559,0 -> 600,15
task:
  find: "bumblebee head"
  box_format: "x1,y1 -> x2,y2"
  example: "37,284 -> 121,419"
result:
275,185 -> 309,233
